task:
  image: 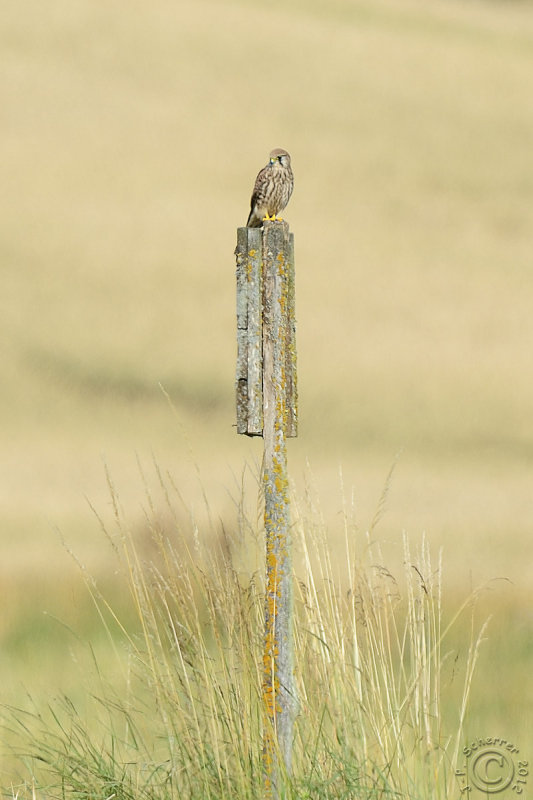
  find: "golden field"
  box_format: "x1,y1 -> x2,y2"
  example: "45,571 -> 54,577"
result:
1,0 -> 533,778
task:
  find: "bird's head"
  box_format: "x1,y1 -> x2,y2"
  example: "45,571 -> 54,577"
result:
269,148 -> 291,167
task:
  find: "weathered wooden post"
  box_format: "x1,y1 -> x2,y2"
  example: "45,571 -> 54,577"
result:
235,220 -> 297,798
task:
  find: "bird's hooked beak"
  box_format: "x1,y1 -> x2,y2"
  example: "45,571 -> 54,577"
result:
269,156 -> 279,165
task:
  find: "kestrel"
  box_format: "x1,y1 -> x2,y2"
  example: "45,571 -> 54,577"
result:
246,148 -> 294,228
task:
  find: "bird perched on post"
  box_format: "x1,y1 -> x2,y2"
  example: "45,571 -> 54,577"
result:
246,148 -> 294,228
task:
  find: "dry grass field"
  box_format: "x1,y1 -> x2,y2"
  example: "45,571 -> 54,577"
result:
1,0 -> 533,786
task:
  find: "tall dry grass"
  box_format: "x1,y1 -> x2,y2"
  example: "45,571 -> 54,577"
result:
3,463 -> 487,799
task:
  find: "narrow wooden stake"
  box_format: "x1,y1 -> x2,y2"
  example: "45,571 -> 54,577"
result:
235,221 -> 298,798
261,221 -> 296,798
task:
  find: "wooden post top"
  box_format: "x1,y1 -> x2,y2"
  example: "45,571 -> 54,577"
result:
235,224 -> 297,439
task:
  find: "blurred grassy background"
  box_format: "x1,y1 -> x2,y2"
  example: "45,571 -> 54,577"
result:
1,0 -> 532,767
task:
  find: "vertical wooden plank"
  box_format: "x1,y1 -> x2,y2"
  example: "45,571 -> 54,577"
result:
261,221 -> 297,798
235,227 -> 263,435
235,228 -> 249,434
235,227 -> 249,332
246,228 -> 263,435
285,231 -> 298,438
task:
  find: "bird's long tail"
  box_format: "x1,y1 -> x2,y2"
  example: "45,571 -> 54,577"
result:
246,208 -> 262,227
